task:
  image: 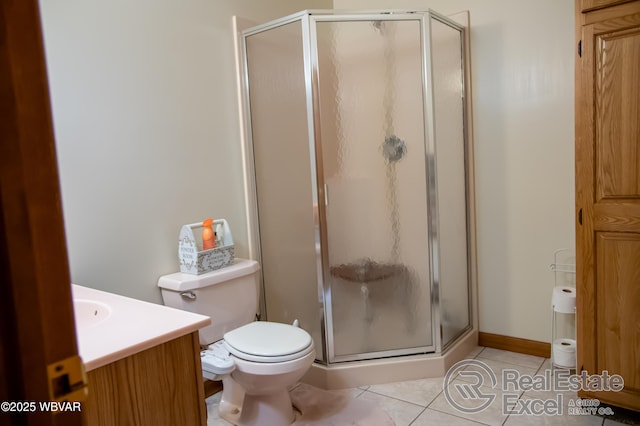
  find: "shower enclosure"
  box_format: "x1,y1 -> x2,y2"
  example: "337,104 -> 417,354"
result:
239,10 -> 474,363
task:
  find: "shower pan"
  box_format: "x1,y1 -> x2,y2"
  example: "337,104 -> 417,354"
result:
237,10 -> 475,366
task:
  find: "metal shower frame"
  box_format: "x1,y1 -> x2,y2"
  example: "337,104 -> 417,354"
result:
238,9 -> 472,364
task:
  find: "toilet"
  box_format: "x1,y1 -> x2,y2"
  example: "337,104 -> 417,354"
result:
157,259 -> 315,426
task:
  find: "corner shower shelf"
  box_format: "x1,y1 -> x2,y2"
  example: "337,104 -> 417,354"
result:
330,259 -> 408,283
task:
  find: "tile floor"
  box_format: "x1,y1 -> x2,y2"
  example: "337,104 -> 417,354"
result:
206,346 -> 639,426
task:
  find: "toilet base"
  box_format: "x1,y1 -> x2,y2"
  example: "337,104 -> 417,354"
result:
237,390 -> 295,426
218,376 -> 244,424
218,377 -> 297,426
216,344 -> 315,425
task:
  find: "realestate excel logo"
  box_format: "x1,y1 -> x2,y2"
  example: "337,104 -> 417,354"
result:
443,359 -> 624,416
443,359 -> 498,413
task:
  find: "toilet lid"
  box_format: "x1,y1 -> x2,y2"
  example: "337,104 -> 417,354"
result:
224,322 -> 312,360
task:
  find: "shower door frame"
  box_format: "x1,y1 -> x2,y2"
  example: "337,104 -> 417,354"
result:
239,10 -> 472,364
310,12 -> 442,363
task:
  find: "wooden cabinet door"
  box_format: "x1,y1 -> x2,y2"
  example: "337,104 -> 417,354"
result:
575,1 -> 640,411
579,0 -> 636,12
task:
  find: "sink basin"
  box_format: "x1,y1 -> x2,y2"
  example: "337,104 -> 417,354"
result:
73,299 -> 112,329
71,284 -> 210,371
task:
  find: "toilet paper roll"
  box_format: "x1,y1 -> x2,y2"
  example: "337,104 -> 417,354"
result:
552,338 -> 576,368
552,286 -> 576,313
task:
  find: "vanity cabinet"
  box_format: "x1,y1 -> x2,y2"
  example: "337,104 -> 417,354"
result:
575,0 -> 640,411
83,332 -> 206,426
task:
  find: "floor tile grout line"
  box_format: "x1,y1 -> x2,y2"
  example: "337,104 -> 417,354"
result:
407,406 -> 428,426
359,388 -> 430,409
351,388 -> 367,399
503,389 -> 526,426
353,351 -> 550,426
475,354 -> 545,371
423,377 -> 500,426
480,347 -> 544,360
423,382 -> 444,411
358,348 -> 488,413
533,358 -> 548,375
426,405 -> 495,426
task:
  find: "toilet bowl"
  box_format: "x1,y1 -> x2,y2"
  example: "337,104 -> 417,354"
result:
202,322 -> 315,425
158,259 -> 315,426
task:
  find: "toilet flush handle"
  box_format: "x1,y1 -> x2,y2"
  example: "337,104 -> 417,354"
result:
180,291 -> 196,300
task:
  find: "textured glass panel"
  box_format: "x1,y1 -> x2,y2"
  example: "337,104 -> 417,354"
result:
245,22 -> 325,361
317,20 -> 432,358
431,18 -> 470,347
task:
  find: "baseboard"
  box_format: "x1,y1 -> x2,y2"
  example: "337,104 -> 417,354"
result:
478,332 -> 551,358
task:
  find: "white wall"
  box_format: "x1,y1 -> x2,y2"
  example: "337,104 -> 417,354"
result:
42,0 -> 575,343
39,0 -> 331,303
335,0 -> 575,343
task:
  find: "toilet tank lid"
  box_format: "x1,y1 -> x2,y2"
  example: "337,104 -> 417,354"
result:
157,258 -> 259,291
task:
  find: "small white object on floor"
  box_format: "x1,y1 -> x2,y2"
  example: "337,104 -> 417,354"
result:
290,383 -> 395,426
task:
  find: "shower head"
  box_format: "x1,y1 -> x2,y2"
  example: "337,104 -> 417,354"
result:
372,20 -> 384,32
382,135 -> 406,163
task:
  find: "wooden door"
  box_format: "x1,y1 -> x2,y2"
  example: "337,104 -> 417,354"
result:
575,0 -> 640,411
1,1 -> 85,425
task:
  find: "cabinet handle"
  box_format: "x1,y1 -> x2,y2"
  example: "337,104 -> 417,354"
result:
578,208 -> 582,225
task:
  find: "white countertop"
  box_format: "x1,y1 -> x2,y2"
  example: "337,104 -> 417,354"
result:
72,284 -> 210,371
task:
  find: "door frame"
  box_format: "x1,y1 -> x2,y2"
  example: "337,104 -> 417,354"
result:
1,1 -> 83,424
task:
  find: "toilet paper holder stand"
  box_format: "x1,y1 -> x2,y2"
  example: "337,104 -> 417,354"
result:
550,248 -> 576,370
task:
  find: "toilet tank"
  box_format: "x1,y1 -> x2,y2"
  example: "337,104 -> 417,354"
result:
158,258 -> 260,346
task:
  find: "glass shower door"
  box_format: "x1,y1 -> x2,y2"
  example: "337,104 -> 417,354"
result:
244,20 -> 326,361
429,16 -> 471,349
314,18 -> 433,360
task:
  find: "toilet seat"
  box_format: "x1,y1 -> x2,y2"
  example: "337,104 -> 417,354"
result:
223,322 -> 313,363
